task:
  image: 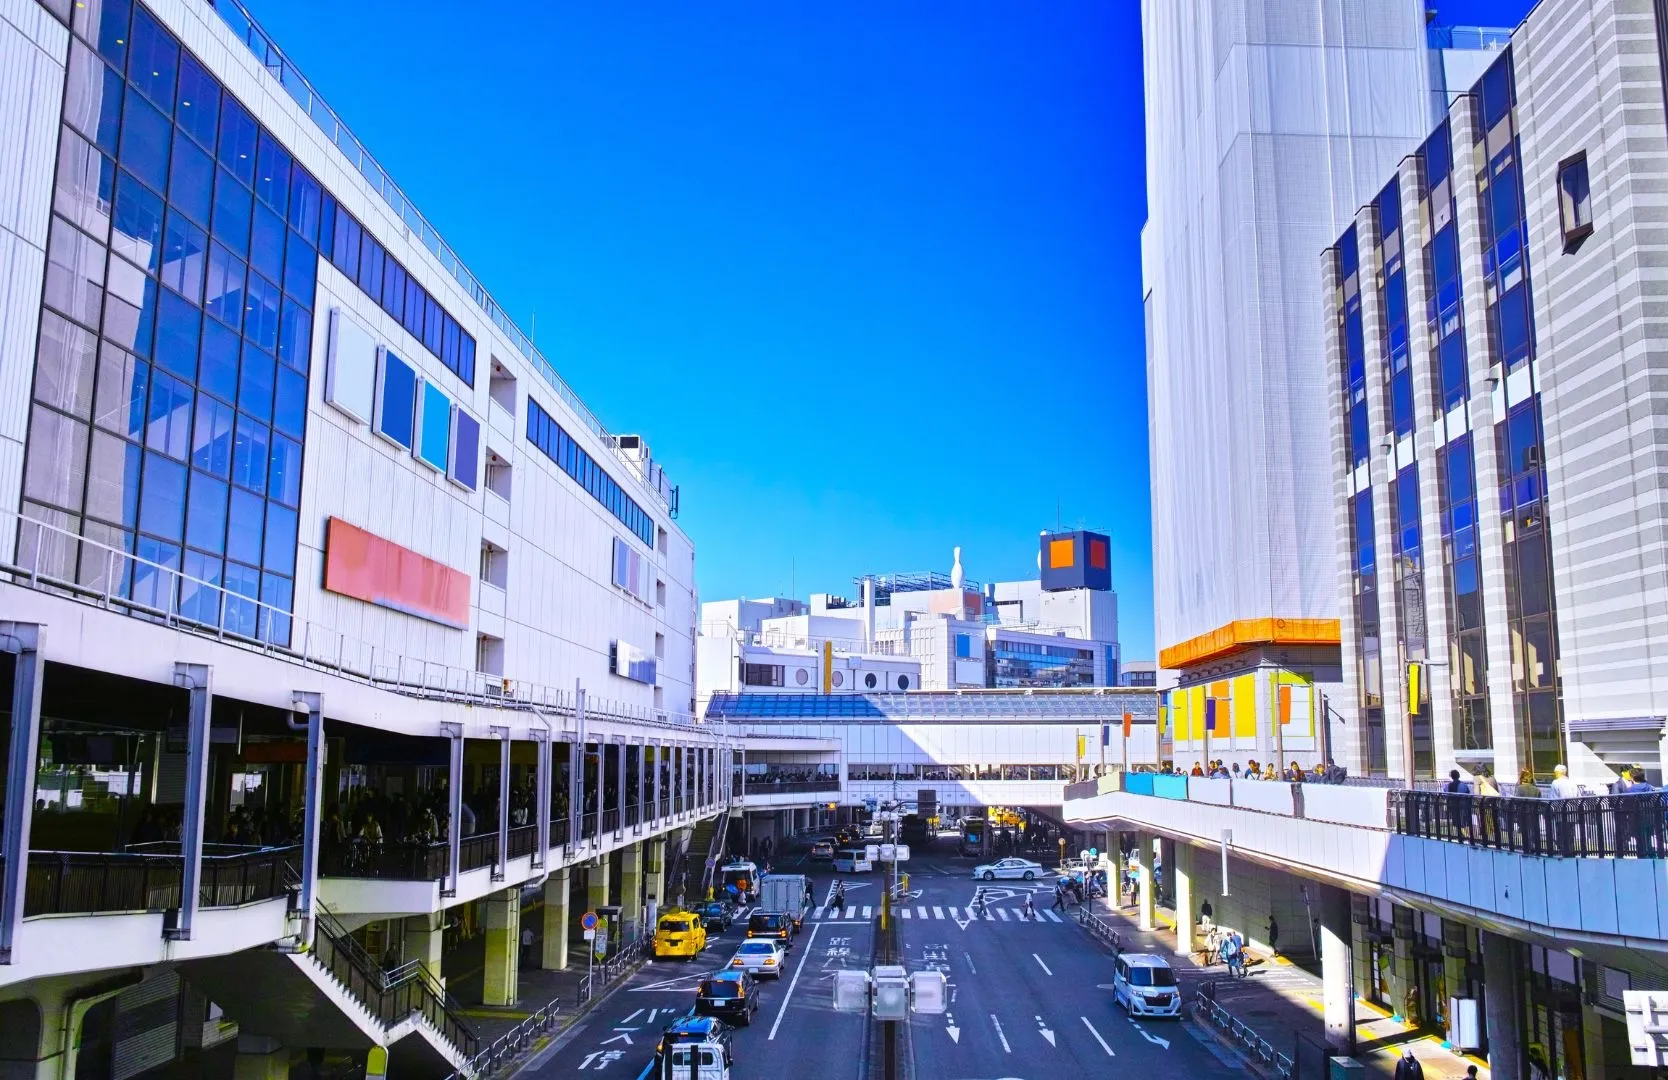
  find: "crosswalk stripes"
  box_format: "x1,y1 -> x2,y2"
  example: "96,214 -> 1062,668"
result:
900,908 -> 911,919
932,907 -> 944,919
996,907 -> 1010,921
917,906 -> 928,919
862,906 -> 873,918
807,905 -> 1070,924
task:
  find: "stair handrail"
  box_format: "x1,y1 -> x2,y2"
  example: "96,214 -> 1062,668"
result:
696,811 -> 729,899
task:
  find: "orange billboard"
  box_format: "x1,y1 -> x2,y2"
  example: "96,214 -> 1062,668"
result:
323,517 -> 470,629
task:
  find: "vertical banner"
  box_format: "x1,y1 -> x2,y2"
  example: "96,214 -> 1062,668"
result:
1407,663 -> 1422,714
1077,734 -> 1087,761
822,639 -> 833,694
1278,684 -> 1293,726
1205,697 -> 1219,733
1102,724 -> 1112,747
1123,712 -> 1133,738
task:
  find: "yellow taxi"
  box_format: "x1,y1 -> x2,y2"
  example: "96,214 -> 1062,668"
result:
652,910 -> 707,961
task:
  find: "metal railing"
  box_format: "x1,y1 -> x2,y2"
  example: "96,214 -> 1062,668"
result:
25,851 -> 183,916
601,808 -> 621,834
740,780 -> 841,796
198,1 -> 674,513
1077,906 -> 1123,953
460,833 -> 499,873
319,839 -> 450,881
577,936 -> 648,1005
506,825 -> 539,862
198,846 -> 298,907
1389,789 -> 1668,857
1195,991 -> 1294,1079
2,508 -> 695,729
445,990 -> 566,1080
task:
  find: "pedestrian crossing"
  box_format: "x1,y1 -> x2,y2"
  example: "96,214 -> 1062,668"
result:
810,904 -> 1065,923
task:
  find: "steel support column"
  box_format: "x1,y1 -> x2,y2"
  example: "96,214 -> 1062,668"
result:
293,691 -> 323,945
493,725 -> 510,880
0,623 -> 45,965
442,722 -> 463,896
533,728 -> 551,868
172,663 -> 213,941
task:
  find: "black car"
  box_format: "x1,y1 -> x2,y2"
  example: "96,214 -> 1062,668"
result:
697,899 -> 734,932
746,911 -> 793,949
695,971 -> 759,1026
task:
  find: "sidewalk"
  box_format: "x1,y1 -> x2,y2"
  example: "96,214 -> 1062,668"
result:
444,926 -> 634,1052
1086,894 -> 1489,1080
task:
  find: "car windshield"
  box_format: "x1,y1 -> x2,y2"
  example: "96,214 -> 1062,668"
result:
738,941 -> 775,954
1130,966 -> 1176,987
661,920 -> 690,933
701,980 -> 741,998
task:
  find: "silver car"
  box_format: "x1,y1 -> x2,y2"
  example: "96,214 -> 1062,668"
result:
971,857 -> 1043,881
728,938 -> 787,980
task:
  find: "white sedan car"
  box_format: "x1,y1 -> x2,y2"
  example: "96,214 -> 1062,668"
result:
728,938 -> 787,980
972,857 -> 1044,881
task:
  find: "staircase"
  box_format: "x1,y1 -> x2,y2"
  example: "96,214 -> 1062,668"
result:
181,904 -> 478,1078
677,813 -> 730,906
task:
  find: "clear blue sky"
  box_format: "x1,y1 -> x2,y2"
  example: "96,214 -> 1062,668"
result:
245,0 -> 1532,662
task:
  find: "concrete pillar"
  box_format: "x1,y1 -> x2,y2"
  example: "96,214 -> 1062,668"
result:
404,912 -> 445,990
1351,898 -> 1375,1001
589,860 -> 611,910
232,1037 -> 290,1080
620,843 -> 644,942
482,889 -> 520,1007
1481,931 -> 1522,1080
1318,884 -> 1355,1054
1442,918 -> 1471,1039
644,838 -> 666,928
542,870 -> 570,971
1390,906 -> 1418,1023
1173,842 -> 1194,957
1135,832 -> 1155,932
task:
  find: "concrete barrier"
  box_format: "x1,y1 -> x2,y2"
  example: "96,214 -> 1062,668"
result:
1125,773 -> 1155,796
1230,779 -> 1296,816
1301,783 -> 1390,829
1189,776 -> 1233,806
1153,775 -> 1189,800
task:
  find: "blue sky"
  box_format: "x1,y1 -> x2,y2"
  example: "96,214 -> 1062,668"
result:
246,0 -> 1533,661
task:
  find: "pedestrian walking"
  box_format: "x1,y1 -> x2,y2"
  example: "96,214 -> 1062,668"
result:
520,925 -> 534,966
1443,769 -> 1473,837
1023,895 -> 1035,921
1051,883 -> 1066,912
1266,914 -> 1279,957
1393,1048 -> 1425,1080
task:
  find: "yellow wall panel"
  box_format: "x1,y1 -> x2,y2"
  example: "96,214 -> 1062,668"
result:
1232,674 -> 1257,739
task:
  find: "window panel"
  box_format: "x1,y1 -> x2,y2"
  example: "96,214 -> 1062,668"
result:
84,432 -> 140,528
231,413 -> 269,494
78,0 -> 132,69
45,216 -> 108,328
288,165 -> 321,244
277,300 -> 312,373
211,166 -> 251,257
357,232 -> 383,299
459,332 -> 476,386
152,288 -> 199,380
250,204 -> 285,284
174,53 -> 220,150
317,192 -> 335,261
143,369 -> 192,460
198,317 -> 239,403
24,405 -> 89,510
380,258 -> 405,321
102,256 -> 156,359
190,393 -> 233,477
203,241 -> 245,330
54,127 -> 116,237
138,450 -> 186,541
422,294 -> 442,355
127,6 -> 178,111
118,93 -> 170,193
184,470 -> 227,554
283,234 -> 316,304
111,169 -> 163,273
402,277 -> 424,338
244,271 -> 281,353
260,571 -> 293,643
217,96 -> 257,186
273,365 -> 306,438
226,485 -> 264,565
131,535 -> 180,612
237,339 -> 275,423
417,379 -> 450,470
160,210 -> 206,303
179,549 -> 223,626
254,130 -> 291,213
268,434 -> 301,507
223,560 -> 260,637
35,310 -> 99,419
93,344 -> 146,439
166,135 -> 213,229
263,502 -> 297,576
65,44 -> 124,157
332,211 -> 360,281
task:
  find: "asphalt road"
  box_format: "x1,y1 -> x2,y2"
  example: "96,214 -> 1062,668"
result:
525,843 -> 1243,1079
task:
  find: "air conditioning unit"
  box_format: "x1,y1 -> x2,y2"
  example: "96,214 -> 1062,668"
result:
617,435 -> 649,463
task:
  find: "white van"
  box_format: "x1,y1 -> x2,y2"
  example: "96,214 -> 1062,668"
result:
1112,953 -> 1182,1017
832,848 -> 873,873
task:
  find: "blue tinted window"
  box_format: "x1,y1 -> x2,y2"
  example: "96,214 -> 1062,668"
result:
255,131 -> 290,213
441,315 -> 460,374
204,242 -> 245,330
191,393 -> 233,476
1490,163 -> 1520,241
402,277 -> 424,338
69,48 -> 124,156
1349,401 -> 1368,468
217,97 -> 256,185
145,369 -> 192,459
250,204 -> 285,283
1377,179 -> 1400,237
98,355 -> 148,441
1391,369 -> 1414,436
288,166 -> 321,245
131,536 -> 179,610
260,572 -> 293,640
232,413 -> 269,494
238,339 -> 275,422
274,365 -> 306,438
179,549 -> 222,625
245,271 -> 280,353
1424,122 -> 1451,186
316,193 -> 336,261
1480,51 -> 1514,130
138,450 -> 186,541
119,94 -> 171,193
381,259 -> 406,321
226,486 -> 264,565
277,300 -> 311,373
375,351 -> 417,448
127,7 -> 178,111
198,318 -> 239,404
83,0 -> 132,68
223,560 -> 259,637
167,135 -> 213,227
106,272 -> 158,359
449,409 -> 480,490
357,233 -> 383,298
185,471 -> 227,554
1431,226 -> 1458,287
211,167 -> 251,257
88,431 -> 141,529
422,294 -> 442,355
332,211 -> 360,280
174,54 -> 219,150
284,238 -> 316,304
263,503 -> 296,575
1338,229 -> 1358,279
160,211 -> 206,304
268,434 -> 301,507
113,170 -> 164,273
153,289 -> 199,379
459,332 -> 476,386
1497,284 -> 1531,368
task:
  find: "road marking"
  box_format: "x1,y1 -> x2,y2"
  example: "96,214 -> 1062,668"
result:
1081,1016 -> 1115,1056
996,907 -> 1010,922
1037,1015 -> 1055,1047
917,906 -> 928,918
901,909 -> 912,919
1033,953 -> 1053,976
621,1008 -> 643,1024
862,906 -> 873,918
964,952 -> 977,975
933,906 -> 945,919
1042,909 -> 1063,923
1129,1019 -> 1171,1050
768,919 -> 822,1041
845,908 -> 859,920
989,1013 -> 1010,1053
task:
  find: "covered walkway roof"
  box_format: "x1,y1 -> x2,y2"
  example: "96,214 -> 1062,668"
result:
705,688 -> 1159,723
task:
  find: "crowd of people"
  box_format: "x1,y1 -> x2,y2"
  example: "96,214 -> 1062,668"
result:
1157,758 -> 1350,783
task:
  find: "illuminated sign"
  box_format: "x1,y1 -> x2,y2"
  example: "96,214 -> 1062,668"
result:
322,517 -> 470,628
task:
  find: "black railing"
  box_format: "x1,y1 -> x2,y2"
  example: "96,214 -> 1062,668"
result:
460,833 -> 498,873
581,811 -> 598,840
625,800 -> 640,828
659,797 -> 672,818
741,780 -> 840,796
311,906 -> 478,1058
507,825 -> 538,862
199,845 -> 297,906
319,839 -> 449,880
25,851 -> 183,916
602,807 -> 620,834
1389,790 -> 1668,858
552,817 -> 571,847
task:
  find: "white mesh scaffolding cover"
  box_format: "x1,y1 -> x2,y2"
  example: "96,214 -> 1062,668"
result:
1142,0 -> 1432,653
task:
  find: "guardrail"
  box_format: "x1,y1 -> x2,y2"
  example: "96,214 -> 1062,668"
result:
577,936 -> 648,1005
740,780 -> 841,796
1077,906 -> 1123,953
1195,990 -> 1294,1079
1388,789 -> 1668,858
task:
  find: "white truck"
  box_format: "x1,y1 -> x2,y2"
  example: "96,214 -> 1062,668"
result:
755,873 -> 812,931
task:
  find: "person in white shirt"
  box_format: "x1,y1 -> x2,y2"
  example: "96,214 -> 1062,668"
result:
1549,764 -> 1581,799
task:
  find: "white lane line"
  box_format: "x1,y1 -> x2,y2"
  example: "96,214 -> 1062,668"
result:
918,906 -> 929,919
996,907 -> 1010,922
862,906 -> 873,918
1033,953 -> 1053,977
768,919 -> 822,1040
1081,1016 -> 1115,1056
989,1013 -> 1010,1053
621,1007 -> 643,1024
965,952 -> 977,975
933,907 -> 945,919
1042,909 -> 1062,923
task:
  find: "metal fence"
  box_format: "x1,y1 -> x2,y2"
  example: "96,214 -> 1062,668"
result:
25,851 -> 183,916
1195,990 -> 1294,1079
1076,906 -> 1123,953
1388,789 -> 1668,857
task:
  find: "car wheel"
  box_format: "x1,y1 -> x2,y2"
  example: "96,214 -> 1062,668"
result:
1023,870 -> 1035,880
982,871 -> 995,881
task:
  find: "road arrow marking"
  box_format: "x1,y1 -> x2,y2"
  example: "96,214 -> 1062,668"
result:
946,1011 -> 960,1044
1036,1015 -> 1055,1047
1130,1020 -> 1171,1050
